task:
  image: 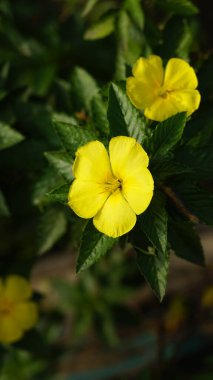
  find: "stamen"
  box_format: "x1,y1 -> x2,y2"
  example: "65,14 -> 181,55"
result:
104,178 -> 121,193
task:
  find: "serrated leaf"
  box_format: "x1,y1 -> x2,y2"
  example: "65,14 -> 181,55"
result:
84,15 -> 115,40
169,221 -> 205,266
47,184 -> 70,205
44,151 -> 73,182
107,83 -> 147,143
90,96 -> 109,136
0,122 -> 24,150
70,67 -> 99,111
52,112 -> 78,126
148,112 -> 187,159
139,191 -> 168,253
156,0 -> 198,15
173,182 -> 213,225
37,208 -> 67,255
136,249 -> 169,301
32,168 -> 65,207
124,0 -> 144,30
0,189 -> 10,216
53,120 -> 96,156
151,158 -> 193,181
182,108 -> 213,146
175,145 -> 213,180
77,220 -> 116,272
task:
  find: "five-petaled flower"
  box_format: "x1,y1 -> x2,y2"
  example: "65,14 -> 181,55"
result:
0,275 -> 38,344
126,55 -> 201,122
68,136 -> 154,238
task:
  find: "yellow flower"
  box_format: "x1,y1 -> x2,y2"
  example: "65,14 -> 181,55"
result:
126,55 -> 201,122
0,275 -> 38,344
68,136 -> 154,238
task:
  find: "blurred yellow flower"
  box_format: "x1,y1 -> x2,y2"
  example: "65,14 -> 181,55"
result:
68,136 -> 154,238
164,298 -> 187,332
126,55 -> 201,121
0,275 -> 38,344
202,286 -> 213,308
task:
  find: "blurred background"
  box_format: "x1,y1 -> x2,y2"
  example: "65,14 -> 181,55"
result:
0,0 -> 212,379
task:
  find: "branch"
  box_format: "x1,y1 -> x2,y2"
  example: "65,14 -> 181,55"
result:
160,184 -> 199,224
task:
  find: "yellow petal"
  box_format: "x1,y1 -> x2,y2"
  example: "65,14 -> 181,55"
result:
132,55 -> 164,85
127,55 -> 163,110
122,168 -> 154,215
73,140 -> 113,183
169,89 -> 201,115
109,136 -> 149,181
68,179 -> 110,218
144,89 -> 200,121
126,77 -> 159,109
0,315 -> 23,344
144,95 -> 180,121
93,190 -> 136,238
14,302 -> 38,330
4,275 -> 32,301
163,58 -> 198,90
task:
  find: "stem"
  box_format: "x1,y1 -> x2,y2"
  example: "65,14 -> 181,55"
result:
160,184 -> 199,224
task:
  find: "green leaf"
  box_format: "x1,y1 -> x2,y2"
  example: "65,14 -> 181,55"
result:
14,102 -> 60,148
136,249 -> 169,301
81,0 -> 99,17
0,122 -> 24,150
0,189 -> 10,216
182,108 -> 213,146
47,184 -> 70,205
156,0 -> 198,15
124,0 -> 144,30
151,158 -> 193,181
37,208 -> 67,255
198,54 -> 213,99
175,145 -> 213,180
169,221 -> 205,266
160,17 -> 196,60
32,168 -> 65,207
107,83 -> 147,143
114,10 -> 129,80
52,112 -> 78,126
139,191 -> 168,253
44,151 -> 73,183
84,15 -> 115,40
90,96 -> 110,136
77,220 -> 116,272
173,182 -> 213,225
70,67 -> 99,111
148,112 -> 187,159
53,119 -> 96,156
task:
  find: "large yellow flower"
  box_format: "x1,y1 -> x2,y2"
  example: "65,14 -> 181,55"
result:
126,55 -> 201,122
0,275 -> 38,344
68,136 -> 154,238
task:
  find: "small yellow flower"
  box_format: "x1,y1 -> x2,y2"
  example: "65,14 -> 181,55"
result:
68,136 -> 154,238
126,55 -> 201,122
0,275 -> 38,344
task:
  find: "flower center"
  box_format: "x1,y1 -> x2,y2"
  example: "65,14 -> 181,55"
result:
159,87 -> 173,99
104,178 -> 121,193
0,298 -> 14,317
